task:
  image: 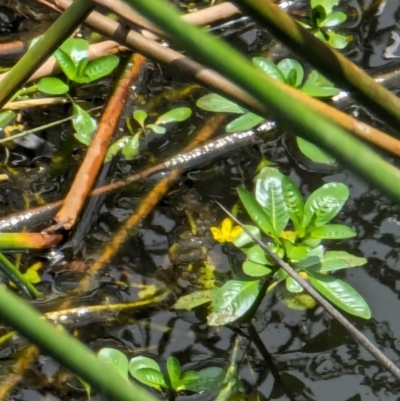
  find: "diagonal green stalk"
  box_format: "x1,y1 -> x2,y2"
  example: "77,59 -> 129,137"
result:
0,285 -> 158,401
235,0 -> 400,125
120,0 -> 400,204
0,0 -> 94,108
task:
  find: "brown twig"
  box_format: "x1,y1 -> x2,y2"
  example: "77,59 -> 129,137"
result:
50,53 -> 146,231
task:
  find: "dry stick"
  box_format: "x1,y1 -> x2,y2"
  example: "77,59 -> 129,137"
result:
58,113 -> 226,310
217,202 -> 400,381
0,40 -> 127,85
0,123 -> 267,232
2,97 -> 69,110
51,1 -> 400,159
51,53 -> 146,231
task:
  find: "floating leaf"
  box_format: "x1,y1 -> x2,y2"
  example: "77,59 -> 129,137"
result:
146,124 -> 166,134
277,59 -> 304,87
242,260 -> 272,277
82,55 -> 119,83
97,348 -> 129,379
319,11 -> 347,27
72,103 -> 97,146
308,224 -> 356,239
252,57 -> 285,82
309,273 -> 371,319
208,279 -> 259,326
132,368 -> 168,391
302,182 -> 349,228
226,112 -> 265,133
121,134 -> 140,160
167,357 -> 181,390
156,107 -> 192,125
254,167 -> 289,236
232,225 -> 260,248
37,77 -> 69,95
173,289 -> 216,310
133,110 -> 148,128
237,188 -> 274,237
196,93 -> 244,113
183,367 -> 225,392
296,136 -> 336,164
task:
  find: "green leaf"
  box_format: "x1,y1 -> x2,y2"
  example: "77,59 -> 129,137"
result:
286,276 -> 303,293
208,279 -> 259,326
296,136 -> 336,164
37,77 -> 69,95
72,103 -> 97,146
242,260 -> 272,277
319,11 -> 347,27
254,167 -> 289,236
327,31 -> 350,49
308,224 -> 356,239
105,136 -> 131,162
232,225 -> 260,248
309,273 -> 371,319
60,38 -> 89,65
77,377 -> 91,399
167,357 -> 181,389
173,289 -> 217,310
54,48 -> 77,81
284,241 -> 309,261
82,55 -> 119,82
133,110 -> 148,128
0,110 -> 16,128
155,107 -> 192,125
132,368 -> 168,390
121,134 -> 140,160
146,124 -> 166,134
97,348 -> 129,379
226,112 -> 265,132
237,188 -> 274,237
196,93 -> 245,113
303,182 -> 349,228
277,59 -> 304,87
318,251 -> 366,272
244,245 -> 271,265
282,176 -> 304,230
252,57 -> 285,83
129,356 -> 161,375
183,367 -> 225,392
311,0 -> 339,13
301,70 -> 340,98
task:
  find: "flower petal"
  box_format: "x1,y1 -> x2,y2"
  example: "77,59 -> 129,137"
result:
210,227 -> 225,243
229,226 -> 243,241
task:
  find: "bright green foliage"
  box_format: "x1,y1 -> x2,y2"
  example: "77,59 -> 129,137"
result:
129,354 -> 225,394
37,37 -> 120,146
105,107 -> 192,161
299,0 -> 350,49
175,167 -> 370,322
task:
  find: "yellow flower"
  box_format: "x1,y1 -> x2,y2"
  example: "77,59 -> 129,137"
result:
210,218 -> 243,243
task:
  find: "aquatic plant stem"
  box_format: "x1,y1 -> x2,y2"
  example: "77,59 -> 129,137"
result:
0,0 -> 94,108
236,0 -> 400,124
0,284 -> 158,401
218,203 -> 400,381
120,0 -> 400,204
51,54 -> 146,231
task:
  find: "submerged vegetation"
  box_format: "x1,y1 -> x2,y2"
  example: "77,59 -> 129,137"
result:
1,0 -> 400,400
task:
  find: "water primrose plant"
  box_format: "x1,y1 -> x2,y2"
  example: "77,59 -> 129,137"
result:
105,107 -> 192,161
197,57 -> 338,165
299,0 -> 351,49
79,348 -> 225,400
36,38 -> 120,145
174,167 -> 370,325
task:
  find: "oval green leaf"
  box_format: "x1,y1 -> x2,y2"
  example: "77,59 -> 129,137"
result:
133,110 -> 148,128
54,48 -> 77,81
252,57 -> 285,83
309,274 -> 371,319
60,37 -> 89,65
318,251 -> 367,272
183,367 -> 225,392
277,58 -> 304,87
226,112 -> 265,133
129,356 -> 161,376
311,0 -> 339,13
319,11 -> 347,27
173,289 -> 216,310
232,225 -> 260,248
97,348 -> 129,379
254,167 -> 289,236
327,31 -> 350,49
296,136 -> 336,164
237,188 -> 274,237
72,103 -> 97,146
303,182 -> 349,228
286,276 -> 303,293
155,107 -> 192,125
105,136 -> 131,162
131,368 -> 168,390
196,93 -> 244,113
82,55 -> 119,82
167,357 -> 181,389
244,245 -> 270,265
37,77 -> 69,95
146,124 -> 166,134
242,260 -> 272,277
308,224 -> 356,239
282,176 -> 304,229
208,279 -> 259,326
121,134 -> 140,160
